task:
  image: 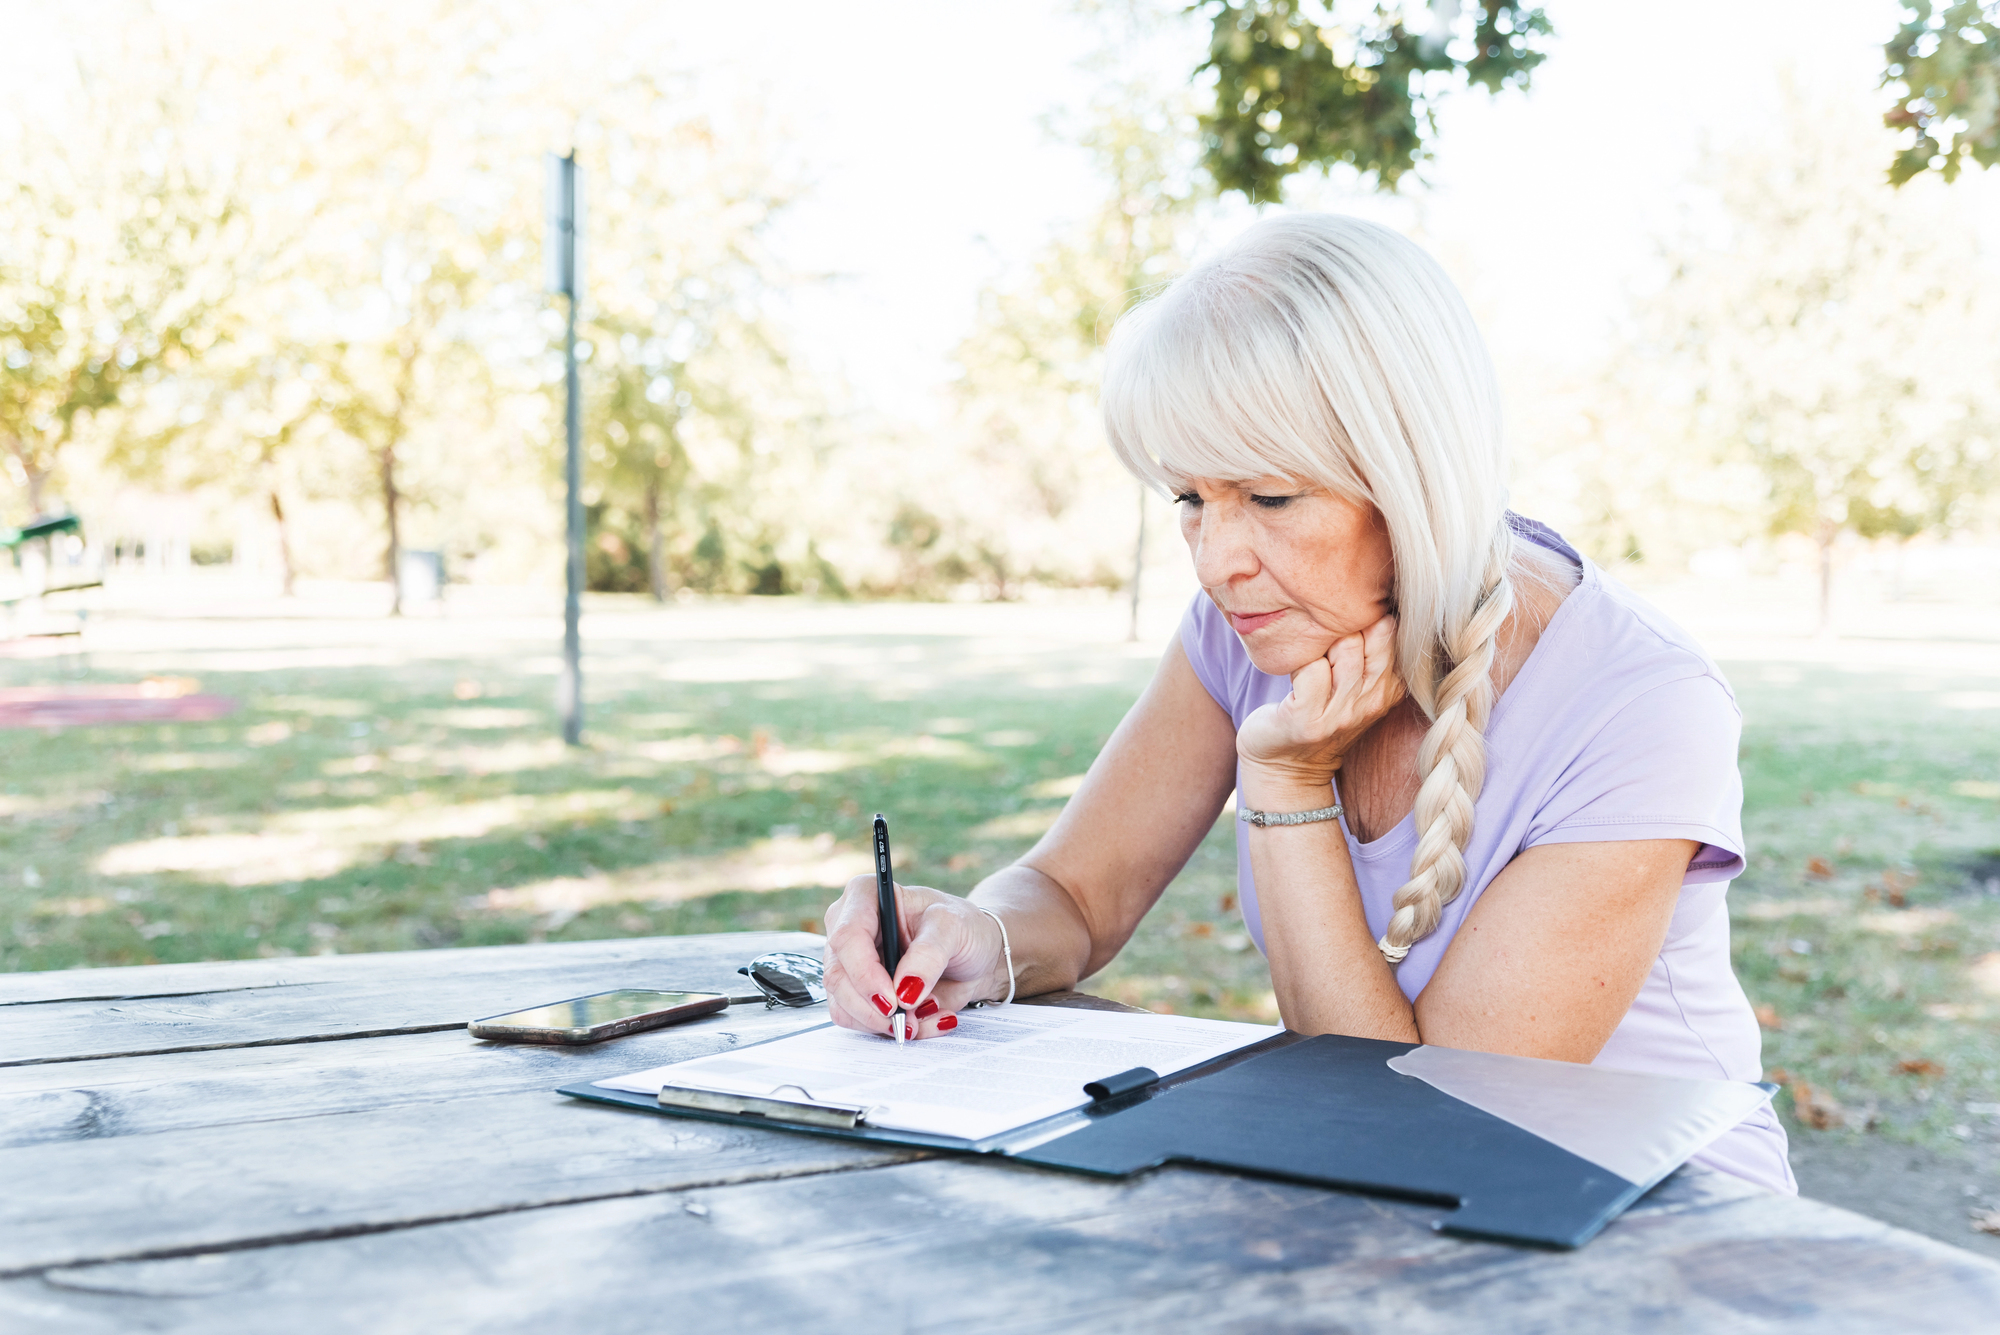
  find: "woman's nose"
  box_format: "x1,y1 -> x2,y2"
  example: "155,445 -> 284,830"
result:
1189,506 -> 1258,587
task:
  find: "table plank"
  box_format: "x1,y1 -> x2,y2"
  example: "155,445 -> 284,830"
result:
0,987 -> 1132,1149
0,1087 -> 916,1276
0,930 -> 819,1007
0,931 -> 818,1066
0,1002 -> 826,1150
6,1158 -> 1995,1333
0,989 -> 1132,1270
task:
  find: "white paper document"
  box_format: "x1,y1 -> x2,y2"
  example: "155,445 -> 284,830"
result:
597,1006 -> 1281,1142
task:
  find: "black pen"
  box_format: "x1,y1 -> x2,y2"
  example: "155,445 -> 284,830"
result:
872,813 -> 904,1046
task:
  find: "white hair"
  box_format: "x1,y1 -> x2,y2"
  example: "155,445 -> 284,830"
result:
1102,212 -> 1536,964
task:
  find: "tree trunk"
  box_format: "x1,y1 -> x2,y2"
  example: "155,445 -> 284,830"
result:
269,488 -> 297,598
644,472 -> 666,603
1815,518 -> 1836,639
23,462 -> 47,518
380,441 -> 403,617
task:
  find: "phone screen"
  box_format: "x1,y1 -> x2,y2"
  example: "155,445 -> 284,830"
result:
483,990 -> 715,1030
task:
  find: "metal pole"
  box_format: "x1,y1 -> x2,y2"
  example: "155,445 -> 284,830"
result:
557,154 -> 584,746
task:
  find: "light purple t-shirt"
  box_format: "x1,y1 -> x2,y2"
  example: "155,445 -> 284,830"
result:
1179,517 -> 1794,1195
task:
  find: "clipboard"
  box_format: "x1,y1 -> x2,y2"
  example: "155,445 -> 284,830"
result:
560,1027 -> 1773,1249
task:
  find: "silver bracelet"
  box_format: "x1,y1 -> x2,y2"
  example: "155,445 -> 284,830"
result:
972,904 -> 1014,1006
1237,802 -> 1343,828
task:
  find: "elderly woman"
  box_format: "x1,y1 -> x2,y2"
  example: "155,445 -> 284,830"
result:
821,214 -> 1793,1193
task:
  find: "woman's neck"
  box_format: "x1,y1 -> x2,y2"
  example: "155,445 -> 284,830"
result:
1336,543 -> 1580,843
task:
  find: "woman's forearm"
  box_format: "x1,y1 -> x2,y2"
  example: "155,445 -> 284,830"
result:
1244,796 -> 1418,1041
966,864 -> 1100,1000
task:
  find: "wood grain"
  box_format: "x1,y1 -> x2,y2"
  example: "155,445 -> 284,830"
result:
5,1157 -> 1994,1333
0,1002 -> 827,1149
0,1085 -> 915,1276
0,930 -> 820,1007
8,937 -> 1994,1331
0,932 -> 818,1066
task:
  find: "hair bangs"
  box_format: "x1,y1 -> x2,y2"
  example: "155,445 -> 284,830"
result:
1102,270 -> 1371,503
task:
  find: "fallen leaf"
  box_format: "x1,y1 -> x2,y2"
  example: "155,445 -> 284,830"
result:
1766,1067 -> 1791,1086
1973,1209 -> 2000,1237
1219,893 -> 1238,914
946,852 -> 980,872
797,918 -> 822,935
1187,921 -> 1214,939
1806,856 -> 1835,880
1897,1058 -> 1945,1077
1789,1080 -> 1846,1130
1868,869 -> 1918,908
1754,1004 -> 1784,1030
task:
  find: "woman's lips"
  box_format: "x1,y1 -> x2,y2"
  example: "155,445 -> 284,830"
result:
1227,609 -> 1285,635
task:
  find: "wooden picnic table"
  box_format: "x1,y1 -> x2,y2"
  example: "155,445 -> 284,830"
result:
5,930 -> 1998,1333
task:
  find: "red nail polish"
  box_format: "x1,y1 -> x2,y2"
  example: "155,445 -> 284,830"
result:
936,1014 -> 957,1031
870,993 -> 893,1015
915,999 -> 939,1019
896,976 -> 923,1005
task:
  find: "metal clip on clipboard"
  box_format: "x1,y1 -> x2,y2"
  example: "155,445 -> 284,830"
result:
659,1066 -> 1163,1134
657,1083 -> 871,1130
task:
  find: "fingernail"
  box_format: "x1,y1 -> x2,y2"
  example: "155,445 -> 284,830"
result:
915,999 -> 939,1019
870,993 -> 893,1015
936,1014 -> 957,1032
896,976 -> 923,1005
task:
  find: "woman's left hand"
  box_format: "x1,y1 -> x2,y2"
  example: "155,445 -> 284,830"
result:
1236,613 -> 1404,797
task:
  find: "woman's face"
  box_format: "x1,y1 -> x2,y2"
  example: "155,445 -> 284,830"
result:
1174,476 -> 1395,677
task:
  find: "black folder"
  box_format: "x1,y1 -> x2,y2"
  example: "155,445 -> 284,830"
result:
562,1029 -> 1689,1249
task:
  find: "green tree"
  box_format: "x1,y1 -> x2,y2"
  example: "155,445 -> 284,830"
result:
1635,96 -> 1999,631
563,80 -> 804,599
1883,1 -> 2000,183
1197,0 -> 1552,197
0,44 -> 240,518
303,12 -> 526,615
936,19 -> 1208,606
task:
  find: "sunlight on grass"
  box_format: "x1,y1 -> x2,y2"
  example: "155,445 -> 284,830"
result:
408,707 -> 544,729
6,606 -> 1998,1165
972,809 -> 1062,840
469,833 -> 869,915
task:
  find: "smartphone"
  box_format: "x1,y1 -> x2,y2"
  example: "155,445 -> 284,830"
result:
468,989 -> 727,1044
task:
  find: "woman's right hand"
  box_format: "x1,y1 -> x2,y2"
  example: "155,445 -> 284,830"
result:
822,875 -> 1008,1039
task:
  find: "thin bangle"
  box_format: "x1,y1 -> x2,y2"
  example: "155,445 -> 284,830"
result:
972,904 -> 1014,1006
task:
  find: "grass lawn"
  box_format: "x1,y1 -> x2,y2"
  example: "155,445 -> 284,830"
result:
3,584 -> 1997,1172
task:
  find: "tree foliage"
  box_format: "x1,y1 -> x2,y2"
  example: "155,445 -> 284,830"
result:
919,30 -> 1208,598
1630,94 -> 1999,622
1883,0 -> 2000,184
565,79 -> 812,599
1197,0 -> 1551,196
0,42 -> 242,515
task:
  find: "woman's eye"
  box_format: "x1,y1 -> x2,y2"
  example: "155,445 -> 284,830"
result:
1250,494 -> 1296,509
1172,491 -> 1201,507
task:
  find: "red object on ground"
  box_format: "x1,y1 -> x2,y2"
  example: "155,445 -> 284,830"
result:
0,683 -> 240,729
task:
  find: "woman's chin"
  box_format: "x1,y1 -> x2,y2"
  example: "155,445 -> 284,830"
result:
1240,634 -> 1335,679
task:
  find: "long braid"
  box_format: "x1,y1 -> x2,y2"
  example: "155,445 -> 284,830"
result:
1378,537 -> 1517,964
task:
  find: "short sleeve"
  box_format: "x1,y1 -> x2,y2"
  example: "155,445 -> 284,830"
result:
1525,672 -> 1746,886
1178,593 -> 1241,721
